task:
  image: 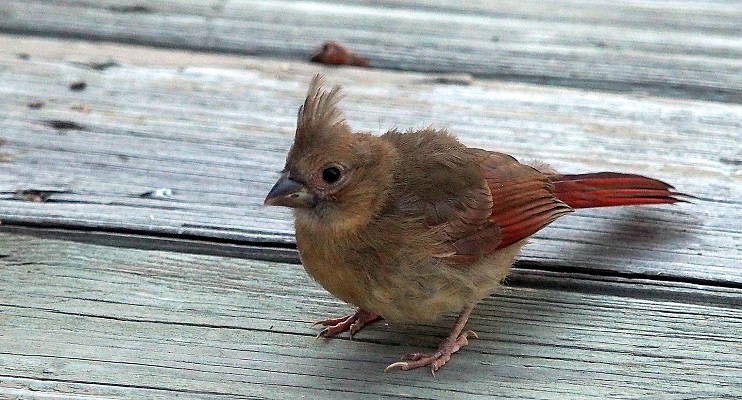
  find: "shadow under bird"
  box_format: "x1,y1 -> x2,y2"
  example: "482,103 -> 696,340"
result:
264,75 -> 684,373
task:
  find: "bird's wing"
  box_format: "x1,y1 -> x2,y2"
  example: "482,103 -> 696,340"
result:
418,172 -> 502,265
383,129 -> 571,266
425,150 -> 572,266
473,150 -> 573,251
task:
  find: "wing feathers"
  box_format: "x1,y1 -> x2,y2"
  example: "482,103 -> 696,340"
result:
435,149 -> 573,263
478,152 -> 573,251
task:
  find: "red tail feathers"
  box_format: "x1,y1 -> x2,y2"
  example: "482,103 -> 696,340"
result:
550,172 -> 683,209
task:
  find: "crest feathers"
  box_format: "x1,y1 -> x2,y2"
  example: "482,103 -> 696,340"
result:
296,75 -> 347,138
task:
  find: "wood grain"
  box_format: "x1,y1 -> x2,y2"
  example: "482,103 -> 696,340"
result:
0,35 -> 739,285
1,2 -> 740,398
0,0 -> 740,101
1,232 -> 740,399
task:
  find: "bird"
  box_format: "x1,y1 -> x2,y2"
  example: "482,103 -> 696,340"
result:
264,75 -> 683,373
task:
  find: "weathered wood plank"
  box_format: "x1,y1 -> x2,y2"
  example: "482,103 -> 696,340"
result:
1,232 -> 740,399
0,377 -> 247,400
0,35 -> 740,284
0,0 -> 740,101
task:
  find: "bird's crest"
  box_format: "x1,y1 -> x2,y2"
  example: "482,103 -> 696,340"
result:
295,75 -> 348,145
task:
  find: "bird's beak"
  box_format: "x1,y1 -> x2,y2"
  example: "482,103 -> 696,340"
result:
264,173 -> 316,208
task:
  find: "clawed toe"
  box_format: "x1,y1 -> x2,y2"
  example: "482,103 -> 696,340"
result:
314,314 -> 356,338
385,330 -> 477,374
313,309 -> 381,339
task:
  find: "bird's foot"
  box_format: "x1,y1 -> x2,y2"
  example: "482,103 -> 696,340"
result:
385,330 -> 477,374
313,308 -> 381,338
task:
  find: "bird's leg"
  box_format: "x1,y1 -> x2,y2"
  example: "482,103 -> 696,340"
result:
385,304 -> 477,374
314,308 -> 381,338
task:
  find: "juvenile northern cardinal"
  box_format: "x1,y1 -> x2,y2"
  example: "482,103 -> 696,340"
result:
264,75 -> 682,373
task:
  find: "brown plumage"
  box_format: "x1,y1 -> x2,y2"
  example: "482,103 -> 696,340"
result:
264,75 -> 683,373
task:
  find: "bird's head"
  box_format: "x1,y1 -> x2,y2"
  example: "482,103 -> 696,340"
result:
264,75 -> 398,232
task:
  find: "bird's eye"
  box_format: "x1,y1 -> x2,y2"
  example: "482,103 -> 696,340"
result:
322,166 -> 342,183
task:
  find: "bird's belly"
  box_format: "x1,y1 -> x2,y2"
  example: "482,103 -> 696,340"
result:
301,259 -> 371,310
328,241 -> 526,324
380,241 -> 526,323
298,224 -> 526,324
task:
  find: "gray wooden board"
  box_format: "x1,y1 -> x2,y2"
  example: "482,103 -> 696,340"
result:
0,35 -> 740,285
0,0 -> 740,102
1,232 -> 740,399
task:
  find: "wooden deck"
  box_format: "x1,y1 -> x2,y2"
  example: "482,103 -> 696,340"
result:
1,1 -> 740,398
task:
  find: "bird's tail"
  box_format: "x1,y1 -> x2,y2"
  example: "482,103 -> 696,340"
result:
549,172 -> 684,209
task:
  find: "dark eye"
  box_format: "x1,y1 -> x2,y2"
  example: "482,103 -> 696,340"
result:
322,166 -> 341,183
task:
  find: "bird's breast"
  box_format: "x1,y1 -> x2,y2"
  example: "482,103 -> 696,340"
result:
294,223 -> 373,308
